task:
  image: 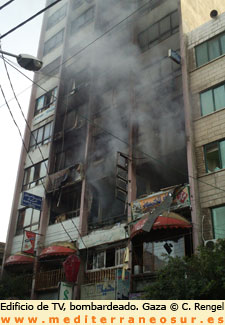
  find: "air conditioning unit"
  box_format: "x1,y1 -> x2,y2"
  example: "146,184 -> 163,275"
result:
204,239 -> 218,249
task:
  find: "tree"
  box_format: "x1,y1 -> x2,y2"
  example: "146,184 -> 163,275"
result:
0,273 -> 32,299
144,239 -> 225,299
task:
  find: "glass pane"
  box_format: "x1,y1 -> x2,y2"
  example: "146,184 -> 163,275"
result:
36,127 -> 44,144
208,37 -> 220,61
159,16 -> 170,35
220,140 -> 225,169
148,23 -> 159,44
212,206 -> 225,239
29,130 -> 37,148
24,208 -> 32,227
43,123 -> 52,141
171,10 -> 179,29
34,164 -> 41,180
36,96 -> 45,111
32,210 -> 40,224
195,42 -> 208,67
40,160 -> 47,178
200,90 -> 214,116
220,33 -> 225,54
205,142 -> 220,172
214,85 -> 225,111
138,31 -> 147,50
97,252 -> 104,268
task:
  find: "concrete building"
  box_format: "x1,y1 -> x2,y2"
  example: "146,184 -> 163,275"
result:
2,0 -> 225,299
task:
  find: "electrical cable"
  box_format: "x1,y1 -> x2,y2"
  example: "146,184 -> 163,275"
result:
1,53 -> 50,179
0,0 -> 63,40
0,0 -> 15,11
0,84 -> 48,192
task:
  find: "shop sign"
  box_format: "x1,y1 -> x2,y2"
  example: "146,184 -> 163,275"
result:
22,231 -> 36,255
116,269 -> 130,300
131,185 -> 190,219
58,282 -> 73,300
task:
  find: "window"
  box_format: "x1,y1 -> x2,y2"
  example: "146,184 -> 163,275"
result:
138,10 -> 179,52
43,29 -> 64,56
23,160 -> 48,191
195,32 -> 225,67
70,6 -> 95,35
212,205 -> 225,239
35,88 -> 57,115
46,4 -> 67,30
41,57 -> 61,76
16,208 -> 40,235
143,238 -> 184,272
49,185 -> 81,224
87,246 -> 125,270
29,122 -> 53,150
72,0 -> 83,10
204,140 -> 225,173
200,82 -> 225,116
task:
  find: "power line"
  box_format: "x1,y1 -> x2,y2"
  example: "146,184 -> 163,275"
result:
0,0 -> 63,40
0,84 -> 48,192
1,53 -> 49,178
0,0 -> 15,11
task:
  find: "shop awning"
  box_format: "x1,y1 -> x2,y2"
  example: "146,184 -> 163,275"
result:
39,244 -> 76,259
130,211 -> 191,239
5,253 -> 34,265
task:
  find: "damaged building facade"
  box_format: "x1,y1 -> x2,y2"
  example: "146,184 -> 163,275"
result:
2,0 -> 225,299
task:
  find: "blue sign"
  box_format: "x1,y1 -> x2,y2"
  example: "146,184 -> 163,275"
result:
21,192 -> 42,210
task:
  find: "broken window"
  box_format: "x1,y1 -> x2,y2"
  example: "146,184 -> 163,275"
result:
49,185 -> 81,224
29,122 -> 53,150
143,238 -> 185,272
23,160 -> 48,191
35,88 -> 57,115
205,140 -> 225,173
16,208 -> 40,235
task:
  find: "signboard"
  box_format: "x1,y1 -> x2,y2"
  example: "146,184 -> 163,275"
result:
131,185 -> 190,219
22,231 -> 36,255
81,280 -> 116,300
21,192 -> 42,210
58,282 -> 73,300
116,269 -> 130,300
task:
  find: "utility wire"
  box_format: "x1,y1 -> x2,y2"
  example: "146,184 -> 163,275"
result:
0,84 -> 48,192
1,53 -> 49,178
4,54 -> 225,198
0,0 -> 15,11
0,0 -> 62,40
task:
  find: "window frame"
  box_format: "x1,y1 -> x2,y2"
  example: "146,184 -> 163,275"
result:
195,31 -> 225,68
204,139 -> 225,173
35,87 -> 57,115
211,205 -> 225,239
200,82 -> 225,117
16,208 -> 40,235
43,29 -> 64,56
70,6 -> 95,35
22,159 -> 48,191
46,4 -> 67,30
29,122 -> 53,150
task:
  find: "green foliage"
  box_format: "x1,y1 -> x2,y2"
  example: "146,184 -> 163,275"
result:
144,239 -> 225,299
0,273 -> 32,299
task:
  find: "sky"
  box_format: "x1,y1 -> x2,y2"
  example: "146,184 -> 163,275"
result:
0,0 -> 46,242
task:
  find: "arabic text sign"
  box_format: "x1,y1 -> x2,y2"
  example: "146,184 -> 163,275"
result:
21,192 -> 42,210
58,282 -> 73,300
81,280 -> 116,300
131,186 -> 190,219
22,230 -> 36,255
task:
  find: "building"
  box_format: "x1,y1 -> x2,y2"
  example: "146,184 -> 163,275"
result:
2,0 -> 225,299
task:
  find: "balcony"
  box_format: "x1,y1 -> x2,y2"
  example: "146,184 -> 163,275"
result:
35,269 -> 65,291
84,268 -> 116,284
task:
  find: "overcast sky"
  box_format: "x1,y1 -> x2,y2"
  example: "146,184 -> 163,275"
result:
0,0 -> 46,242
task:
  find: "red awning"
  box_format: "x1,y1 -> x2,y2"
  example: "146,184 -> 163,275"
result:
130,212 -> 191,239
5,254 -> 34,265
39,245 -> 76,259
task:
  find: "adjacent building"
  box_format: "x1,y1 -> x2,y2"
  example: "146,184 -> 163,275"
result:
2,0 -> 225,299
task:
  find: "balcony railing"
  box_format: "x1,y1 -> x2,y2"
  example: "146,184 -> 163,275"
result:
85,268 -> 116,284
35,269 -> 65,291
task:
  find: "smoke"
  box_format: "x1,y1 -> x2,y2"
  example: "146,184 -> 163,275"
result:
61,0 -> 187,224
